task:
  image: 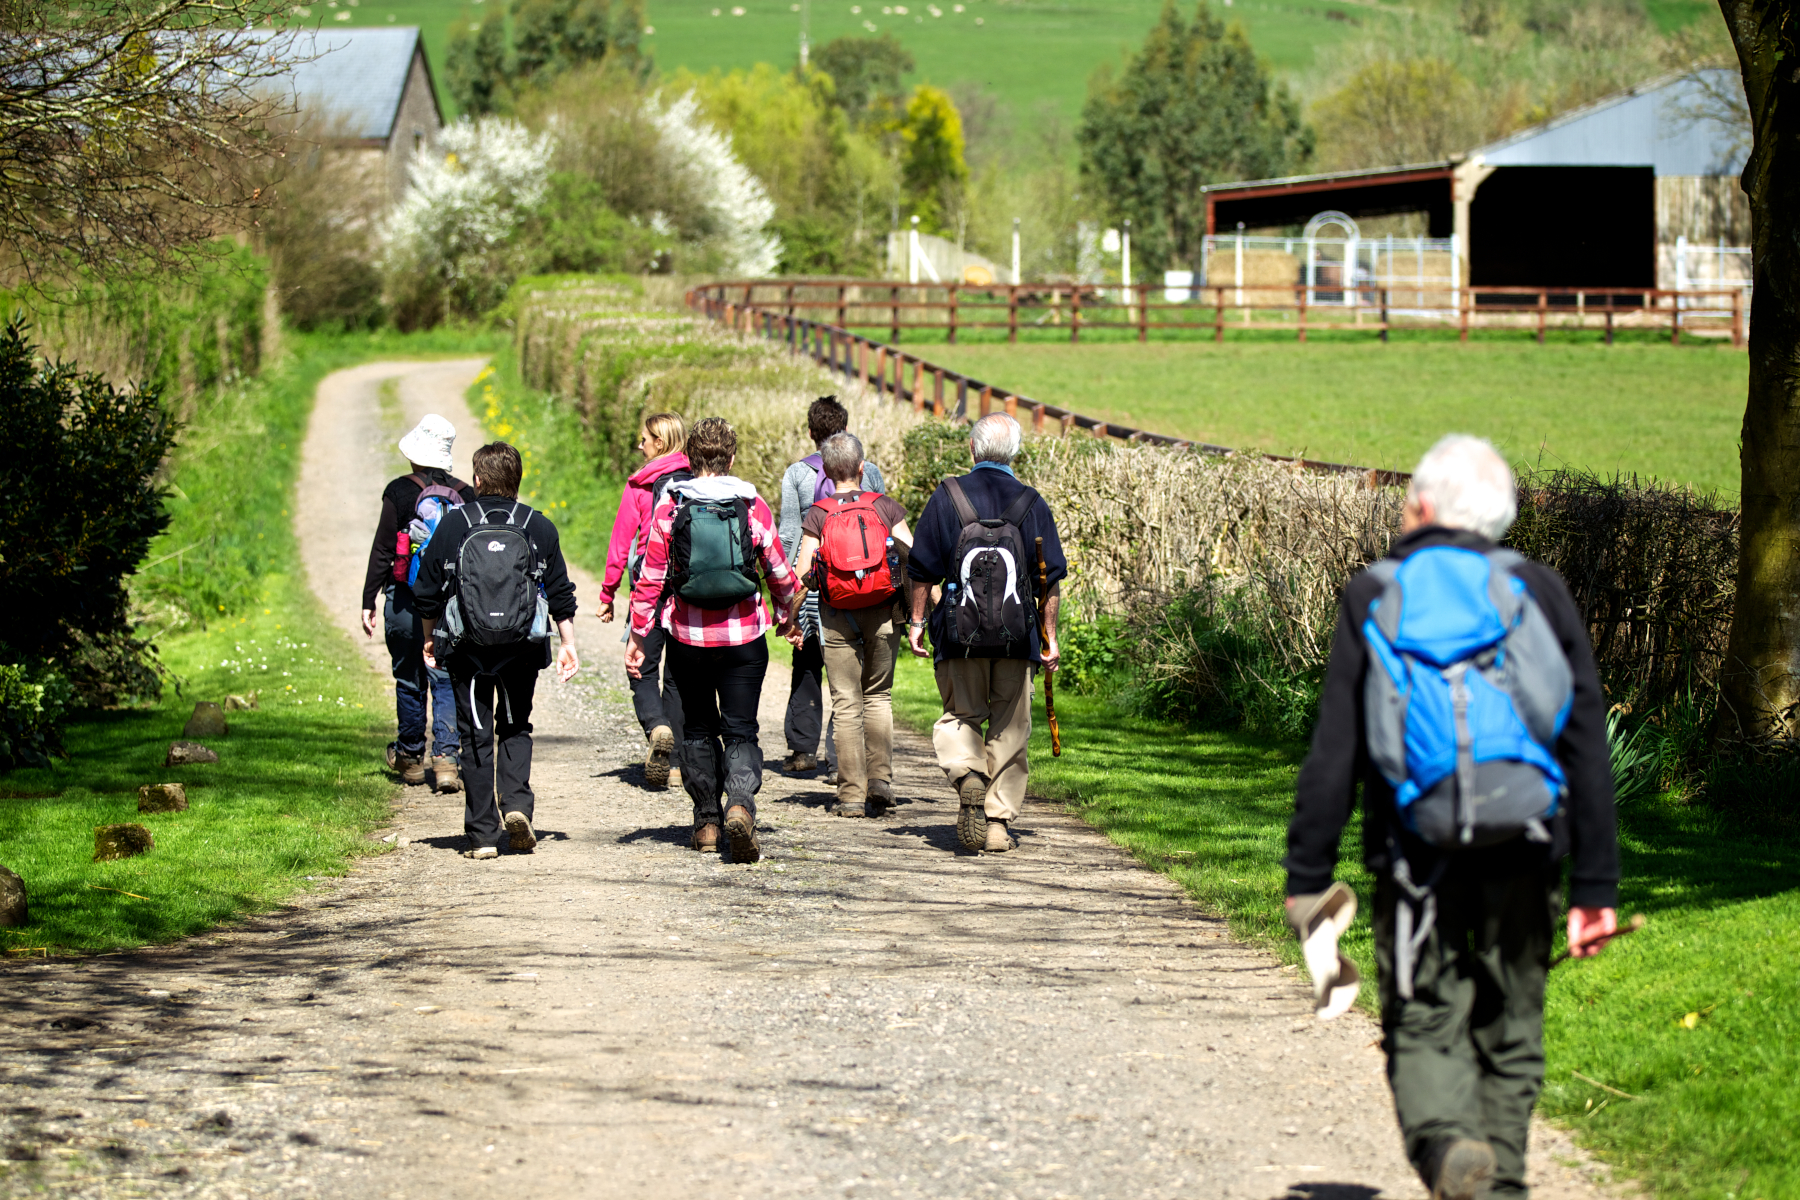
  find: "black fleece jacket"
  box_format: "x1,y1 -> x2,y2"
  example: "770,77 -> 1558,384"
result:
411,496 -> 579,631
361,471 -> 478,610
1282,525 -> 1620,910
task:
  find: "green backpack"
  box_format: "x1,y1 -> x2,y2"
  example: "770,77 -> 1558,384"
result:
665,496 -> 761,608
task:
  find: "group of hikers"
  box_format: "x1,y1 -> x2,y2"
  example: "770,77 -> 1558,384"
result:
360,402 -> 1618,1200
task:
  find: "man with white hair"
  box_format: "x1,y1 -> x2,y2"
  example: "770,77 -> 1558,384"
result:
1284,434 -> 1619,1200
906,413 -> 1066,853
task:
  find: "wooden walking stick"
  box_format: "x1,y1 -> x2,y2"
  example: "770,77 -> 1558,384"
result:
1550,913 -> 1646,968
1035,536 -> 1062,757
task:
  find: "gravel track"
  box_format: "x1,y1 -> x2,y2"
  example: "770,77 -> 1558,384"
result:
0,360 -> 1621,1200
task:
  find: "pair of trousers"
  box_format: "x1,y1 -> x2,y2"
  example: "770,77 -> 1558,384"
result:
384,584 -> 457,759
667,637 -> 769,829
1375,863 -> 1557,1197
820,603 -> 899,807
450,652 -> 539,849
785,632 -> 824,754
629,623 -> 685,764
932,657 -> 1033,821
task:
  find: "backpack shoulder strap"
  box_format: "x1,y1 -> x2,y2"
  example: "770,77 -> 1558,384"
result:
942,476 -> 979,527
999,485 -> 1040,528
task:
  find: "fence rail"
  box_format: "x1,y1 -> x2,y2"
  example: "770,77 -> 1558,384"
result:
689,279 -> 1748,348
682,285 -> 1415,487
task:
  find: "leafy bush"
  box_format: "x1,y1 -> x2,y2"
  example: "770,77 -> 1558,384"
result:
1129,587 -> 1324,739
0,318 -> 176,718
1056,615 -> 1130,694
0,662 -> 73,768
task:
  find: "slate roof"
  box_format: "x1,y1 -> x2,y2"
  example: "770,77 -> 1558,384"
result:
266,26 -> 437,142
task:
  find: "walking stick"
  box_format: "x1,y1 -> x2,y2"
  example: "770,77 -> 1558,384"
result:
1035,537 -> 1062,757
1549,913 -> 1646,968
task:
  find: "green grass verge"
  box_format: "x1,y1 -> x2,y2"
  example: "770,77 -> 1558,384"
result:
918,340 -> 1748,493
885,645 -> 1800,1199
0,328 -> 503,953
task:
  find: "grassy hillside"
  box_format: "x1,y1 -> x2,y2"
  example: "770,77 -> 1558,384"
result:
926,340 -> 1749,492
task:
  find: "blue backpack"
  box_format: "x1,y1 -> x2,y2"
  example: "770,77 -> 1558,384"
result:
1362,545 -> 1573,849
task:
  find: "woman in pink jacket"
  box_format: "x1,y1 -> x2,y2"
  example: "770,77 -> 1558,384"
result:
599,412 -> 691,790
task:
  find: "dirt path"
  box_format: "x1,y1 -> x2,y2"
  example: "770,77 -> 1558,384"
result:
0,361 -> 1619,1200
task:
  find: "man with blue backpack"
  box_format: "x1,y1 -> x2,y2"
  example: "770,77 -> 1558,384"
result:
1284,435 -> 1619,1200
360,415 -> 478,793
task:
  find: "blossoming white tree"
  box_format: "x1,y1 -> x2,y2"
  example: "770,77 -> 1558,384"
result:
382,117 -> 556,321
647,91 -> 782,277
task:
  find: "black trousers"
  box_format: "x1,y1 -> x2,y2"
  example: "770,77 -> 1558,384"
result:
450,651 -> 540,849
667,637 -> 768,828
785,632 -> 824,754
629,623 -> 685,766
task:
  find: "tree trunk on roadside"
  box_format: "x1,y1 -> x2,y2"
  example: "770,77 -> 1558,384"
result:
1716,0 -> 1800,743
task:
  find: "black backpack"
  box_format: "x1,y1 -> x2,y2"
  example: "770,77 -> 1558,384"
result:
665,495 -> 761,609
939,476 -> 1038,651
444,501 -> 549,648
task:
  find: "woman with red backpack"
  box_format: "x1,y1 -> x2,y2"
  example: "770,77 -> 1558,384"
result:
791,431 -> 913,819
599,412 -> 692,791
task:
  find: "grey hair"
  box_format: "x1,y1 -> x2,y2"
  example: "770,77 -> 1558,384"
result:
970,413 -> 1022,464
1408,434 -> 1518,540
819,430 -> 865,482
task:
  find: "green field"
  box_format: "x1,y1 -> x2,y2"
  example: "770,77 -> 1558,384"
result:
923,341 -> 1749,491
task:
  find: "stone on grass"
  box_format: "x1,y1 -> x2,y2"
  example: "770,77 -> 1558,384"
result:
0,864 -> 26,927
138,783 -> 188,814
223,692 -> 258,711
166,741 -> 218,766
93,824 -> 154,861
183,702 -> 228,738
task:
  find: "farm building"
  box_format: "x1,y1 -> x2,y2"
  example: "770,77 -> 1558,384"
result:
1197,70 -> 1748,295
264,26 -> 443,203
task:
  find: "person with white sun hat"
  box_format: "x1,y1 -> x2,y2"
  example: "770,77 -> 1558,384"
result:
361,414 -> 478,792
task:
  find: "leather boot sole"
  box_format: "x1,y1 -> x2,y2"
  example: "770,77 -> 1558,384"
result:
644,726 -> 675,789
724,806 -> 760,864
956,773 -> 989,852
504,811 -> 537,853
1431,1138 -> 1496,1200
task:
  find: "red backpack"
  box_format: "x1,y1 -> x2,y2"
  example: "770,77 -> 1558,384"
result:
815,492 -> 899,609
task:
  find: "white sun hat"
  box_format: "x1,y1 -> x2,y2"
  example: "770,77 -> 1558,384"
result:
397,414 -> 456,471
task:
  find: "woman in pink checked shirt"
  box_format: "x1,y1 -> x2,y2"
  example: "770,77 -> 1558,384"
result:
626,417 -> 802,863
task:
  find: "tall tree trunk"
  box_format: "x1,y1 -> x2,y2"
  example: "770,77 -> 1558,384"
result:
1717,0 -> 1800,743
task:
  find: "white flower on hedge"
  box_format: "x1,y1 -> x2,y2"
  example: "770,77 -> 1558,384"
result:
648,91 -> 782,277
382,117 -> 555,283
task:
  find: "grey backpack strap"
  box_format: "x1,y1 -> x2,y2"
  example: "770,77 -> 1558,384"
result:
942,476 -> 978,527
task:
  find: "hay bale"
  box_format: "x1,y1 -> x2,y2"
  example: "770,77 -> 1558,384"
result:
93,824 -> 154,861
137,784 -> 188,814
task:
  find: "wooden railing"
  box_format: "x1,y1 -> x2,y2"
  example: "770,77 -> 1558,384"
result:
682,285 -> 1415,487
688,279 -> 1748,348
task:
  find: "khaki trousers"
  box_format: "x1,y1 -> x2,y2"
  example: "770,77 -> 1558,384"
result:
932,657 -> 1032,821
820,603 -> 899,807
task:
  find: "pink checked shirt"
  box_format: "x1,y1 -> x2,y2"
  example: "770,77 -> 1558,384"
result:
628,482 -> 799,647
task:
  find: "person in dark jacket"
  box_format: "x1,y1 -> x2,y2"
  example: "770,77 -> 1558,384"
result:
416,442 -> 580,860
906,413 -> 1066,854
1284,434 -> 1619,1200
360,415 -> 478,793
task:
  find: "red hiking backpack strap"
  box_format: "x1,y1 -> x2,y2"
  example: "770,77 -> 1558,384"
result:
817,491 -> 898,610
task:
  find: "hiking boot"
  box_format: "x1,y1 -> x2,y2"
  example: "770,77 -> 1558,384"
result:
644,725 -> 675,789
984,818 -> 1017,853
832,800 -> 865,818
504,811 -> 538,853
866,780 -> 894,819
692,823 -> 721,853
823,762 -> 839,786
1429,1138 -> 1496,1200
955,772 -> 990,852
386,743 -> 427,786
782,752 -> 817,774
724,805 -> 760,863
465,845 -> 498,860
431,755 -> 462,794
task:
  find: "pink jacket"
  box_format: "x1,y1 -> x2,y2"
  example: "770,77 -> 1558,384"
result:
601,450 -> 691,604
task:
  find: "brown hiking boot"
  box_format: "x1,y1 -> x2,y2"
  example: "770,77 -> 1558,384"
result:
724,805 -> 760,863
832,800 -> 865,818
1429,1138 -> 1496,1200
955,772 -> 990,852
866,780 -> 894,819
644,725 -> 675,789
781,751 -> 817,773
503,811 -> 537,853
431,755 -> 462,793
984,818 -> 1016,853
692,823 -> 721,853
386,744 -> 426,786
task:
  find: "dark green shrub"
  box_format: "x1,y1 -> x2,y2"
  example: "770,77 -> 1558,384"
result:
1056,615 -> 1130,694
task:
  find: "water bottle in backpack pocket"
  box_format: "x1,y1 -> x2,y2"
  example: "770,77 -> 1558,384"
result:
1362,546 -> 1573,848
939,476 -> 1037,651
444,501 -> 548,649
394,476 -> 466,586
